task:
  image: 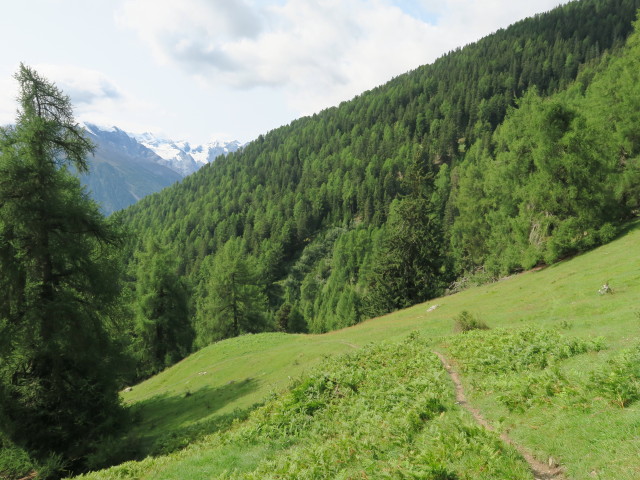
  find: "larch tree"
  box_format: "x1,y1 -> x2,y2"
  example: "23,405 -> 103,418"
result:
133,239 -> 192,378
194,238 -> 270,346
365,151 -> 448,317
0,65 -> 126,469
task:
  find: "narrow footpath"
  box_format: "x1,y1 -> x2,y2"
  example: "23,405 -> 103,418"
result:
434,352 -> 568,480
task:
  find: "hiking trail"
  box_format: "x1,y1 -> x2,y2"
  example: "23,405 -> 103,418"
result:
434,351 -> 568,480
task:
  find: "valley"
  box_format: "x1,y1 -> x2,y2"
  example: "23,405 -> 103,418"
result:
1,1 -> 640,478
80,124 -> 241,214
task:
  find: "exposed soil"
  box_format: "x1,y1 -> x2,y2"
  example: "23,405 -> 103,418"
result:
434,351 -> 568,480
17,472 -> 38,480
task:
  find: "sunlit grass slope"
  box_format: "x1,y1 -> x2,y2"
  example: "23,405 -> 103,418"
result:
81,222 -> 640,479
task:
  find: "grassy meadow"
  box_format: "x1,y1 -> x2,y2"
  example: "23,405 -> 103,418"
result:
76,221 -> 640,479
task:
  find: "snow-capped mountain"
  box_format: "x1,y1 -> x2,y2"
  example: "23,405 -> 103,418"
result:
81,123 -> 182,214
133,132 -> 242,176
78,124 -> 242,215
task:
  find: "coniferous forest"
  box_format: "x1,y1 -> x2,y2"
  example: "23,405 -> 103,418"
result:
2,0 -> 640,477
117,0 -> 640,347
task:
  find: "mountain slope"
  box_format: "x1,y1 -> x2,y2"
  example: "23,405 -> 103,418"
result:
80,126 -> 241,215
116,0 -> 640,337
81,124 -> 183,214
76,220 -> 640,479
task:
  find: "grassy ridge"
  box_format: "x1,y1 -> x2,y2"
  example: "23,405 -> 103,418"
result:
81,221 -> 640,479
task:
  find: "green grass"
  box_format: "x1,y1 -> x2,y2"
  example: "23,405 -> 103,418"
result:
75,221 -> 640,479
119,333 -> 361,455
78,336 -> 532,480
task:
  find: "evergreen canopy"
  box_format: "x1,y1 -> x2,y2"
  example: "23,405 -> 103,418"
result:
0,65 -> 126,470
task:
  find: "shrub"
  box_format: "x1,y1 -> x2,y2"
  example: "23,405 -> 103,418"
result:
453,311 -> 490,333
0,440 -> 35,480
496,367 -> 577,412
0,437 -> 66,480
446,327 -> 605,413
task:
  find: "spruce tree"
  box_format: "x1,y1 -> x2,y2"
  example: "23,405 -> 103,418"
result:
0,65 -> 125,468
365,153 -> 448,317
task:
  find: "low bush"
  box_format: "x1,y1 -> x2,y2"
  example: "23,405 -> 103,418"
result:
446,327 -> 604,412
494,367 -> 584,412
0,437 -> 66,480
453,311 -> 490,333
0,440 -> 35,480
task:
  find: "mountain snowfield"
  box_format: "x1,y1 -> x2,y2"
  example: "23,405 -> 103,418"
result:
132,132 -> 242,176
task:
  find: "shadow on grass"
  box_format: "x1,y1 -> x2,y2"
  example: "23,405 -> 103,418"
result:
128,378 -> 261,458
614,217 -> 640,238
538,219 -> 640,273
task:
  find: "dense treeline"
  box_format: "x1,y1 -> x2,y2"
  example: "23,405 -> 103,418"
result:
116,0 -> 640,361
452,21 -> 640,273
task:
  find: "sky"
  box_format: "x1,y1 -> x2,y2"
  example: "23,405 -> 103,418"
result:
0,0 -> 566,145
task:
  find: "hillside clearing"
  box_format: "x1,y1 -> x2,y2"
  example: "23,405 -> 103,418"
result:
77,221 -> 640,479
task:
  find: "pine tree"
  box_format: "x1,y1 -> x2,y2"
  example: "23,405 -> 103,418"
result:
0,65 -> 126,467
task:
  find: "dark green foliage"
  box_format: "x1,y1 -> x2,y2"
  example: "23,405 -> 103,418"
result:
294,226 -> 377,333
366,156 -> 448,317
132,240 -> 193,378
115,0 -> 640,342
194,238 -> 272,347
0,65 -> 126,471
0,434 -> 38,480
451,16 -> 640,275
453,311 -> 490,333
452,89 -> 623,274
275,303 -> 306,333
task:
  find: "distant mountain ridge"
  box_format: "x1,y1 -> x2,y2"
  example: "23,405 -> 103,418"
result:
80,123 -> 241,214
133,132 -> 242,176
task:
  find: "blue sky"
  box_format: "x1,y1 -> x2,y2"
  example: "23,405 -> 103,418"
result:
0,0 -> 565,144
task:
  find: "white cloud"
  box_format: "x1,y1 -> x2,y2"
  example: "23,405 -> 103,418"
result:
34,64 -> 123,106
429,0 -> 564,34
116,0 -> 262,69
118,0 -> 565,117
21,64 -> 165,134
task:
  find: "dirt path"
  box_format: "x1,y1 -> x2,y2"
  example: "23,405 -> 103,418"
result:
434,351 -> 568,480
17,472 -> 38,480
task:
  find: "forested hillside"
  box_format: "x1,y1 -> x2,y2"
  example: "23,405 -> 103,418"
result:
116,0 -> 640,362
